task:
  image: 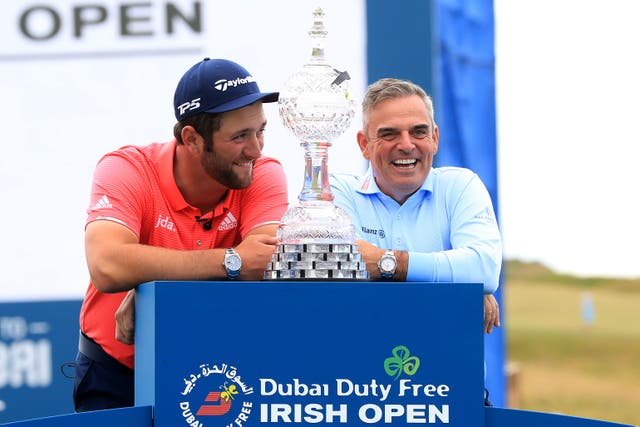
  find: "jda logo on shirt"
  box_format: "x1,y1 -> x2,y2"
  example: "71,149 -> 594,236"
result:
155,215 -> 177,232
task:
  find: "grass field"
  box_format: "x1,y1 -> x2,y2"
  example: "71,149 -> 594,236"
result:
505,260 -> 640,426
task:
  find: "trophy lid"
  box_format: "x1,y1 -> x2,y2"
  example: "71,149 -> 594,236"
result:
278,7 -> 356,144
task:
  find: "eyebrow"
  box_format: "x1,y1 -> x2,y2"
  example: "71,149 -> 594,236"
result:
412,124 -> 430,132
231,120 -> 268,137
376,123 -> 431,134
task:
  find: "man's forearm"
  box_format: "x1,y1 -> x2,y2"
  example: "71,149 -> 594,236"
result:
88,244 -> 226,293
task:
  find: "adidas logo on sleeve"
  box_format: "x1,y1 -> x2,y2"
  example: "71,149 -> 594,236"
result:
94,195 -> 113,209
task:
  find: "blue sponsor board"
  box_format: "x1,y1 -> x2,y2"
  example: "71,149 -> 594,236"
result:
135,281 -> 484,427
0,300 -> 81,423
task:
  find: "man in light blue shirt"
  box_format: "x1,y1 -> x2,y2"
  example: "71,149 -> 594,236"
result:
331,77 -> 502,407
330,78 -> 502,332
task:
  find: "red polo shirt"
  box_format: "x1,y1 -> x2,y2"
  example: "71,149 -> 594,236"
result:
79,140 -> 288,368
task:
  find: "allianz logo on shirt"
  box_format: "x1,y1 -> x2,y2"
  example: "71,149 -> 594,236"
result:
361,226 -> 385,239
218,212 -> 238,231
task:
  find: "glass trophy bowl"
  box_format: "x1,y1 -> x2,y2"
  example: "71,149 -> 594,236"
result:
264,7 -> 368,281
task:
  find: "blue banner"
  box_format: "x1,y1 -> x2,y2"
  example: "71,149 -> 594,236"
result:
433,0 -> 505,406
0,300 -> 81,423
366,0 -> 506,406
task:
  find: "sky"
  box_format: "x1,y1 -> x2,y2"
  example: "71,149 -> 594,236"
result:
1,0 -> 639,302
494,0 -> 640,278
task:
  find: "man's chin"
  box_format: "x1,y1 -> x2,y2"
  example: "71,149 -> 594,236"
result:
228,173 -> 253,189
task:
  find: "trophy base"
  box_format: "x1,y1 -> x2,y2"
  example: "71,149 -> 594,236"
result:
263,243 -> 369,281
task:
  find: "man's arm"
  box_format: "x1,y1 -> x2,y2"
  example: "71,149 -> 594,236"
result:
398,173 -> 502,293
86,220 -> 225,293
86,220 -> 278,293
356,231 -> 501,294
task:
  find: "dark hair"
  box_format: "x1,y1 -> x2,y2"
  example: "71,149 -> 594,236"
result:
173,112 -> 223,151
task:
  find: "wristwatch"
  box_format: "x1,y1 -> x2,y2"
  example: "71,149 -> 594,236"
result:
223,248 -> 242,279
377,250 -> 397,280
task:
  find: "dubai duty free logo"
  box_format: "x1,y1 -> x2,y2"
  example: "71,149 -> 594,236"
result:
256,345 -> 449,424
384,345 -> 420,380
179,362 -> 254,427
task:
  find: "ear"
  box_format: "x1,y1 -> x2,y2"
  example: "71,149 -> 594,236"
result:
356,130 -> 371,160
181,126 -> 203,154
432,125 -> 439,155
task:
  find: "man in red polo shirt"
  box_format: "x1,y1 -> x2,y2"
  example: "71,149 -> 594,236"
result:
73,58 -> 288,412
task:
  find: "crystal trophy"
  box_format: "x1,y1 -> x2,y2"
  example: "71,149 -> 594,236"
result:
264,7 -> 368,281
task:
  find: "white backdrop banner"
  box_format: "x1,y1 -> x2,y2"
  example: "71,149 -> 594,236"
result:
0,0 -> 367,300
0,1 -> 204,58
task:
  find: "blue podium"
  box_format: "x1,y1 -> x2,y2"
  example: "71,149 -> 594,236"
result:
2,281 -> 635,427
135,281 -> 484,426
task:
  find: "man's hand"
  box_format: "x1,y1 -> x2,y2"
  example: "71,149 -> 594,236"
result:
484,294 -> 501,334
235,233 -> 278,280
355,239 -> 386,279
115,289 -> 136,345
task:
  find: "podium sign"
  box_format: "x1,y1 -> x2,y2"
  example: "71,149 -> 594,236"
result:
135,281 -> 484,427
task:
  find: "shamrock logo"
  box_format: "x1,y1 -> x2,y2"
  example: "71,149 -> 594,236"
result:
384,345 -> 421,380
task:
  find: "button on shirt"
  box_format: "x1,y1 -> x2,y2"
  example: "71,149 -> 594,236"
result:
330,166 -> 502,293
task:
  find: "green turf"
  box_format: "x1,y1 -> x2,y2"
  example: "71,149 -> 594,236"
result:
505,260 -> 640,426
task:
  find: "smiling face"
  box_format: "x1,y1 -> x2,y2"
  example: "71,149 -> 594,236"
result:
358,94 -> 439,204
200,102 -> 266,189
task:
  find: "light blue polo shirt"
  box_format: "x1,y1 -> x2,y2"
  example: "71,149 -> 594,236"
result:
330,165 -> 502,293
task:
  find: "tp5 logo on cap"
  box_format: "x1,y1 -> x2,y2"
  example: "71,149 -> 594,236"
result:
173,58 -> 278,120
177,98 -> 201,116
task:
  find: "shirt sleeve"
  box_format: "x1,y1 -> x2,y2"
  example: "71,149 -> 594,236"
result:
239,157 -> 289,236
86,151 -> 150,238
407,173 -> 502,293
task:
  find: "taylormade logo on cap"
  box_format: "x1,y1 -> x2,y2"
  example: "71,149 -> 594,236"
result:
214,76 -> 256,92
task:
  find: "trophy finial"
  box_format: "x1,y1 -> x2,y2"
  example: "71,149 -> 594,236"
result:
308,7 -> 328,64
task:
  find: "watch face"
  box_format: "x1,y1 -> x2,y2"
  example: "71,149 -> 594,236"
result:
380,256 -> 396,272
226,255 -> 241,271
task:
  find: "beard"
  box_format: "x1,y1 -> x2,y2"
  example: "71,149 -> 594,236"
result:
200,150 -> 254,189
